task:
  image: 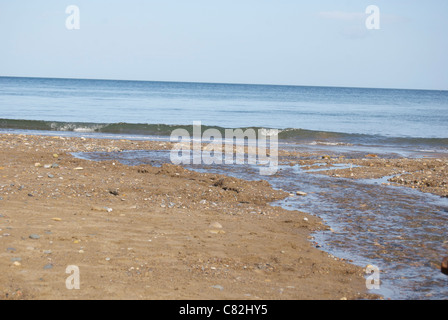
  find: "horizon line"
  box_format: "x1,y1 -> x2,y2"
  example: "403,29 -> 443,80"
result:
0,75 -> 446,92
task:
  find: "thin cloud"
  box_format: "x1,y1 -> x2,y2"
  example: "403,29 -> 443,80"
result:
318,10 -> 409,24
318,11 -> 366,22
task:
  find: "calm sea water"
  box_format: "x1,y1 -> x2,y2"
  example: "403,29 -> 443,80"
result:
0,76 -> 447,150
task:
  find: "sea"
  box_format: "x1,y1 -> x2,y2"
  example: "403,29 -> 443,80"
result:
1,76 -> 448,300
0,76 -> 447,154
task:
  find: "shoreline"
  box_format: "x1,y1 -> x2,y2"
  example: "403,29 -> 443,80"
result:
0,133 -> 378,300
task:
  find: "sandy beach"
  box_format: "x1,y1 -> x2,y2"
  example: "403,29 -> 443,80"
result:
0,133 -> 384,300
1,133 -> 447,300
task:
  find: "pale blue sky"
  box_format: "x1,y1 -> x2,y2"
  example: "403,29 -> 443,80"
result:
0,0 -> 447,90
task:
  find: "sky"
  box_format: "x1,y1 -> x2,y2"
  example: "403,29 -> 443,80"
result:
0,0 -> 447,90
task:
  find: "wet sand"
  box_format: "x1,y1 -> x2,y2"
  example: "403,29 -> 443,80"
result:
0,134 -> 377,300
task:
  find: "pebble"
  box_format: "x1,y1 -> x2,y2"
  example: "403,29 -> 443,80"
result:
13,261 -> 21,267
43,264 -> 53,270
43,250 -> 52,254
208,230 -> 226,234
48,174 -> 54,179
296,191 -> 308,196
74,167 -> 84,170
91,206 -> 113,212
51,163 -> 59,168
442,257 -> 448,275
7,247 -> 16,252
10,257 -> 22,262
109,190 -> 120,196
211,285 -> 224,291
105,257 -> 111,261
209,222 -> 223,229
29,234 -> 40,240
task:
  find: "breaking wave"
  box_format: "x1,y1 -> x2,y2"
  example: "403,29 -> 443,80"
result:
0,118 -> 447,149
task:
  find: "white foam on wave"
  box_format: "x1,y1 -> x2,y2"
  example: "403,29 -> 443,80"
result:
49,122 -> 105,133
309,141 -> 353,146
259,128 -> 280,136
73,127 -> 96,133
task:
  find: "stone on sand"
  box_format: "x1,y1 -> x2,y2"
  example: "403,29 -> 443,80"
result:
91,206 -> 113,212
209,222 -> 223,229
442,257 -> 448,275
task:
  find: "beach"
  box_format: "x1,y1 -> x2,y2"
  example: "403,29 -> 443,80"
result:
0,78 -> 447,300
0,133 -> 380,300
1,133 -> 447,299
